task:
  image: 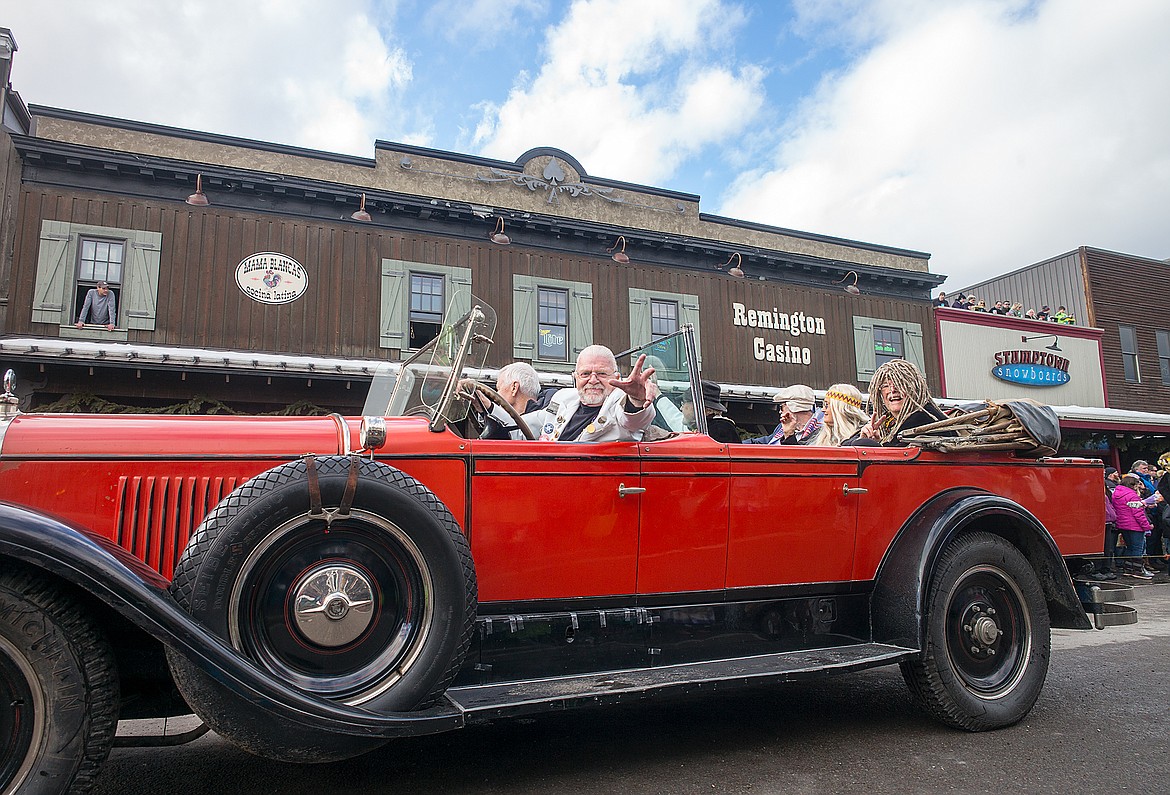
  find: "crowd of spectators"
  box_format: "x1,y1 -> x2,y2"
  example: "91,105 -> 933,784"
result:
1095,456 -> 1170,581
932,292 -> 1077,324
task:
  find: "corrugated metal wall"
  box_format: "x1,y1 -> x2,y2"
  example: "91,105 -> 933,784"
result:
950,251 -> 1089,324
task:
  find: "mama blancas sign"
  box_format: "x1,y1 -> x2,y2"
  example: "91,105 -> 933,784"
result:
991,349 -> 1070,386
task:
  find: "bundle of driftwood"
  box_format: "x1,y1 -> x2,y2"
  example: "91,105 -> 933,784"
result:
897,399 -> 1060,457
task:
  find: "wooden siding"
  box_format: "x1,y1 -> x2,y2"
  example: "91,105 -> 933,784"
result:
1084,248 -> 1170,413
10,185 -> 939,393
0,128 -> 21,331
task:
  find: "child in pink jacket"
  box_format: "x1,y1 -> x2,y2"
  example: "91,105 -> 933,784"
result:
1112,475 -> 1155,579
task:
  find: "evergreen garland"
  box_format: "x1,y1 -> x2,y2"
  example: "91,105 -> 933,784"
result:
35,392 -> 331,416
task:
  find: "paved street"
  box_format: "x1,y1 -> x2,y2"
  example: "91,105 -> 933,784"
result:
94,584 -> 1170,795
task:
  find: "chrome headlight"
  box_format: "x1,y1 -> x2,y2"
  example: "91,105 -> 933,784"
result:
359,416 -> 387,452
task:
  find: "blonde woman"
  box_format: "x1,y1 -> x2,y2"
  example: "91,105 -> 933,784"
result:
810,384 -> 870,446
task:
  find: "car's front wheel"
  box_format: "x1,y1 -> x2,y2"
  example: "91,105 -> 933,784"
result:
0,567 -> 119,795
901,532 -> 1050,731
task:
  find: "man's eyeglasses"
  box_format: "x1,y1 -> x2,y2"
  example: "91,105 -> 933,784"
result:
574,370 -> 614,382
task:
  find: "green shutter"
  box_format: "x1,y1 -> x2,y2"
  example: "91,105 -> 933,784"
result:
31,221 -> 72,325
853,317 -> 877,382
123,231 -> 162,330
447,268 -> 473,324
512,280 -> 535,359
379,259 -> 407,350
569,285 -> 594,358
904,325 -> 925,371
628,289 -> 651,350
680,295 -> 701,368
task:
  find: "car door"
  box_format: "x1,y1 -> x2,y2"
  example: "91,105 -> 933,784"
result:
635,433 -> 731,595
468,437 -> 642,604
725,444 -> 861,587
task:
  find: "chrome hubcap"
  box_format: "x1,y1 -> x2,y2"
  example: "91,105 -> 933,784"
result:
292,564 -> 375,648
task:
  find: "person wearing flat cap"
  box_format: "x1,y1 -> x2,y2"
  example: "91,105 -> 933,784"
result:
744,384 -> 822,445
680,380 -> 740,444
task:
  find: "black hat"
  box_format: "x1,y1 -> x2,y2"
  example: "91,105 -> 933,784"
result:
682,380 -> 727,413
96,280 -> 109,288
701,380 -> 727,413
1104,466 -> 1118,476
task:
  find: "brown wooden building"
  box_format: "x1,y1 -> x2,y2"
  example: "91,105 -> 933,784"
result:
0,43 -> 944,425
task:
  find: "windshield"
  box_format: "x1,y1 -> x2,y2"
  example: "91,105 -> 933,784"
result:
616,325 -> 703,436
361,294 -> 496,428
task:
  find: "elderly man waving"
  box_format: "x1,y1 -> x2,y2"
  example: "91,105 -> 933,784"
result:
528,345 -> 657,442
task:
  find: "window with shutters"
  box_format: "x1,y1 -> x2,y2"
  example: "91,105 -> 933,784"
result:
512,275 -> 592,371
627,288 -> 700,376
32,220 -> 161,341
853,317 -> 924,382
648,299 -> 680,369
873,325 -> 904,368
536,287 -> 569,362
379,260 -> 471,354
74,237 -> 124,323
408,273 -> 445,349
1119,325 -> 1140,383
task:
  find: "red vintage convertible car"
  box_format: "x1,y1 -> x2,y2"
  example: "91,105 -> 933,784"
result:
0,299 -> 1133,794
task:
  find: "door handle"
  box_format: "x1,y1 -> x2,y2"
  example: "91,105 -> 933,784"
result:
618,483 -> 646,498
842,484 -> 868,496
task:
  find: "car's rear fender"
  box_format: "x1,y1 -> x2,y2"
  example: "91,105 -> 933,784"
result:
0,500 -> 463,739
870,488 -> 1090,651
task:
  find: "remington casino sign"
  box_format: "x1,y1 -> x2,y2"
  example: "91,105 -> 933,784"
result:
732,302 -> 826,365
991,349 -> 1071,387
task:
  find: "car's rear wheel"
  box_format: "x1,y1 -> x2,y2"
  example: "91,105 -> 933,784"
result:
167,455 -> 476,762
901,532 -> 1050,731
0,567 -> 118,795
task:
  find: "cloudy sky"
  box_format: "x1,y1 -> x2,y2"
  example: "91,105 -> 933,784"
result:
4,0 -> 1169,291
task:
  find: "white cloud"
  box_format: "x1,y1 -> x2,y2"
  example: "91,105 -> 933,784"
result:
3,0 -> 424,155
718,0 -> 1170,289
425,0 -> 548,46
471,0 -> 766,184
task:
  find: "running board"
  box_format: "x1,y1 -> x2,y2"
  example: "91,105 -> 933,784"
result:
447,642 -> 916,720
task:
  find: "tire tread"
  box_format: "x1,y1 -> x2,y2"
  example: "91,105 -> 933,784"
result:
0,567 -> 119,795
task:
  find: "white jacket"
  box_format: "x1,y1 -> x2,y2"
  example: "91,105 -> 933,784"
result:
525,387 -> 656,442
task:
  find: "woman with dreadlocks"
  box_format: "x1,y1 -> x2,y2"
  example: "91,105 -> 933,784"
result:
810,383 -> 870,446
857,359 -> 948,446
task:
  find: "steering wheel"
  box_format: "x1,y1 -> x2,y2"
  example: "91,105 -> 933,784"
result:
459,382 -> 537,440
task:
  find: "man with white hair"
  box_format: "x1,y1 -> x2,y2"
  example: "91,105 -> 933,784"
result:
527,345 -> 656,442
479,362 -> 542,440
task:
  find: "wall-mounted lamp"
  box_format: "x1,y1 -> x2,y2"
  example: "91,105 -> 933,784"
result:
185,174 -> 210,206
718,252 -> 745,278
351,193 -> 372,222
607,236 -> 630,264
833,271 -> 861,296
1022,333 -> 1061,351
490,217 -> 511,245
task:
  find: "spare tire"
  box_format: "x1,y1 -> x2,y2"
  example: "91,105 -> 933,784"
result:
167,455 -> 476,761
